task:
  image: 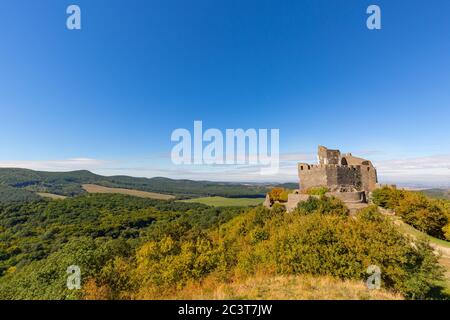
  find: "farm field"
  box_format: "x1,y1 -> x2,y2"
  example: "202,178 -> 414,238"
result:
181,196 -> 264,207
82,184 -> 175,200
37,192 -> 67,200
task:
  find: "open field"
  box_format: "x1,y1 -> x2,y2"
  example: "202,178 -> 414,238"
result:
180,196 -> 264,207
82,184 -> 175,200
37,192 -> 67,200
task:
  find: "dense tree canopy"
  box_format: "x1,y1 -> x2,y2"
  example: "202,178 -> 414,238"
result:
373,187 -> 450,240
0,168 -> 296,200
0,193 -> 446,300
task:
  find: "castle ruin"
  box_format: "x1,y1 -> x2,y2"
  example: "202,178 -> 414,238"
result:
264,146 -> 378,212
299,146 -> 378,197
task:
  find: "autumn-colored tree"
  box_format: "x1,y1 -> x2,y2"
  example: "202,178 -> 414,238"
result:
268,188 -> 284,202
396,192 -> 448,239
82,278 -> 110,300
372,186 -> 405,209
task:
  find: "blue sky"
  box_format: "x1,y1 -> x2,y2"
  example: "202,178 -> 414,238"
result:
0,0 -> 449,185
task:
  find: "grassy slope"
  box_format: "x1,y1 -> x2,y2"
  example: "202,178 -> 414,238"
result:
389,215 -> 450,249
167,274 -> 402,300
37,192 -> 67,200
180,196 -> 264,207
387,214 -> 450,296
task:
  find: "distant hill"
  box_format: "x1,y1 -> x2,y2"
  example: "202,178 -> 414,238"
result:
420,188 -> 450,200
0,168 -> 290,202
0,184 -> 41,202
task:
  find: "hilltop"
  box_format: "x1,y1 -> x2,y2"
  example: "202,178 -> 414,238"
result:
0,193 -> 445,300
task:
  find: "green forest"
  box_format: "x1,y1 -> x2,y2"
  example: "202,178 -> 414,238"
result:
0,186 -> 449,300
0,168 -> 296,200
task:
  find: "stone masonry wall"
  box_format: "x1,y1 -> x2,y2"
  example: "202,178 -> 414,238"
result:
318,146 -> 340,165
299,164 -> 375,192
313,146 -> 377,192
298,165 -> 328,190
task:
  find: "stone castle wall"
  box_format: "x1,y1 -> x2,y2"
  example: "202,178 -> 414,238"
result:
298,164 -> 375,192
327,191 -> 365,203
298,164 -> 328,190
264,146 -> 378,213
327,165 -> 362,190
318,146 -> 340,165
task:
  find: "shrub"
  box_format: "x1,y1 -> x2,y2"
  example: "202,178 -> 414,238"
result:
133,235 -> 224,292
268,188 -> 291,203
79,198 -> 447,300
0,238 -> 111,300
250,229 -> 270,245
296,196 -> 321,213
396,192 -> 448,239
443,223 -> 450,241
441,201 -> 450,241
372,186 -> 404,209
268,188 -> 284,202
290,215 -> 438,297
356,205 -> 384,222
295,196 -> 349,216
303,186 -> 330,196
4,195 -> 443,300
220,202 -> 443,299
279,190 -> 290,202
372,187 -> 449,240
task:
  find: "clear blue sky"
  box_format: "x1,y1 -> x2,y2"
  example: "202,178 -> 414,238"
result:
0,0 -> 449,185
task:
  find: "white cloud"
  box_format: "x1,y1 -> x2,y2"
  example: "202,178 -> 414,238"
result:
0,153 -> 448,187
139,153 -> 450,185
374,154 -> 450,187
0,158 -> 109,171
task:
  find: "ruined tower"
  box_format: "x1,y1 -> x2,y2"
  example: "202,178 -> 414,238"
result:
264,145 -> 379,212
298,146 -> 378,200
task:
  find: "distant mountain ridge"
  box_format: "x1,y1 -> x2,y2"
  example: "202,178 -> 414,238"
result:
0,168 -> 297,202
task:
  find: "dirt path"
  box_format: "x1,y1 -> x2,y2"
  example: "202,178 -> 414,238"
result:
431,243 -> 450,258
